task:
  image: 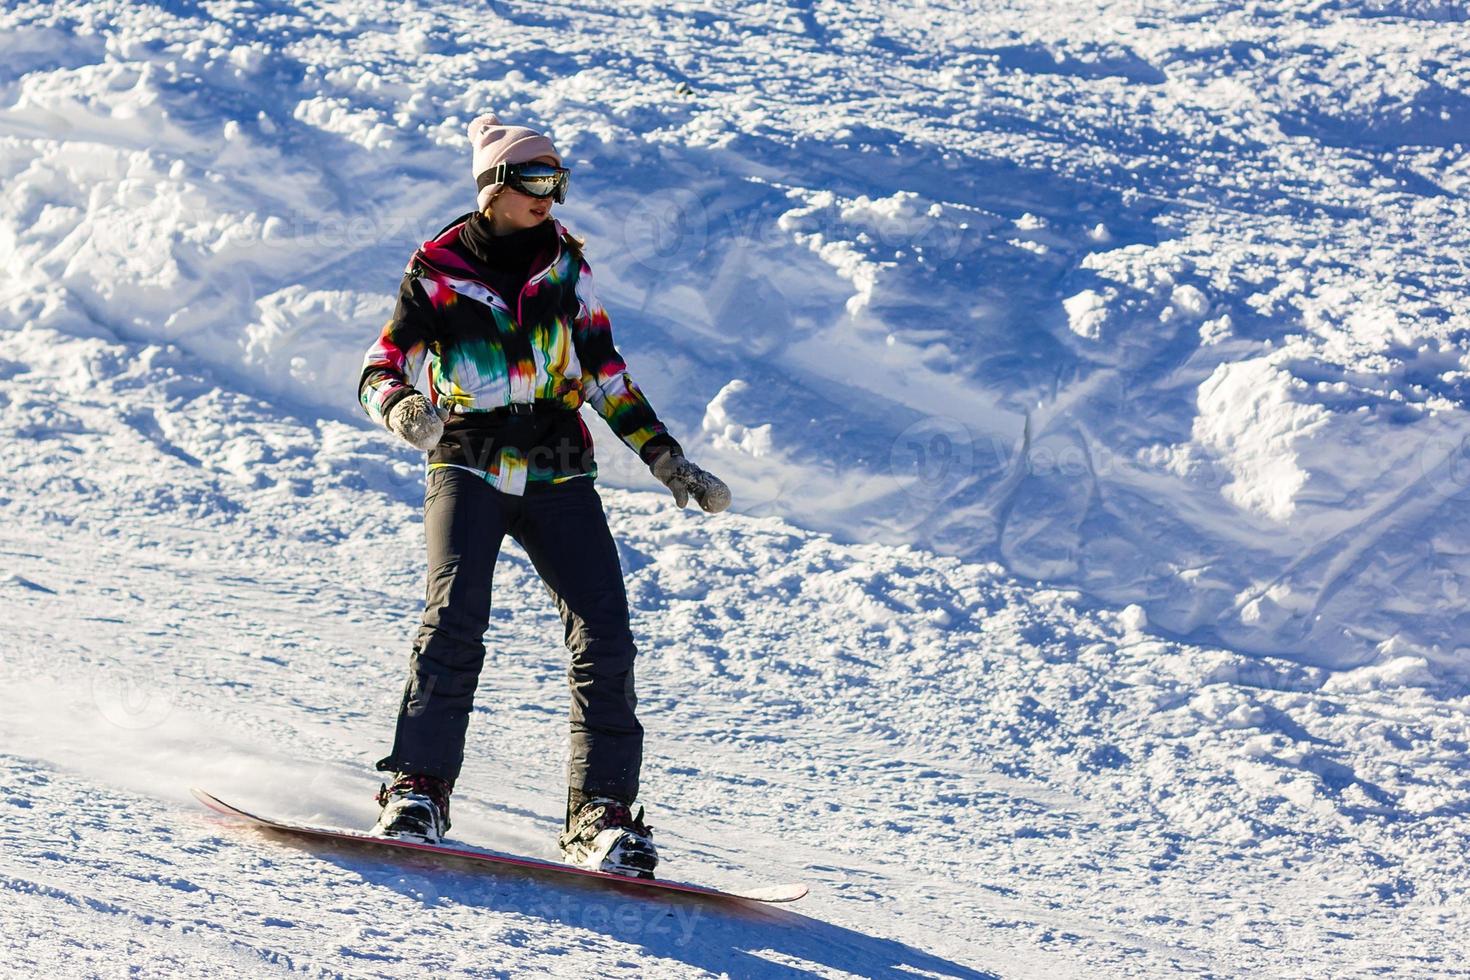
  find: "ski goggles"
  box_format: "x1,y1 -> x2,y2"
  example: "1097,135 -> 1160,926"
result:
477,161 -> 571,203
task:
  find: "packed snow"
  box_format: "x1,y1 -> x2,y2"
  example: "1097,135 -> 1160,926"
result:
2,0 -> 1468,976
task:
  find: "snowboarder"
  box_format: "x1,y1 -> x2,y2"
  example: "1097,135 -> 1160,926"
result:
357,113 -> 730,878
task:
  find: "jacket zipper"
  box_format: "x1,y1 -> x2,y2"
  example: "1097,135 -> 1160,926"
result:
415,237 -> 566,407
517,240 -> 563,329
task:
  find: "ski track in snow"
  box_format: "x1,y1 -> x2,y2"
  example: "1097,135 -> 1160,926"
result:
1,0 -> 1469,976
2,327 -> 1468,975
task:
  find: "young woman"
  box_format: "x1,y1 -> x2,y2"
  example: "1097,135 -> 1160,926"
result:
357,114 -> 730,878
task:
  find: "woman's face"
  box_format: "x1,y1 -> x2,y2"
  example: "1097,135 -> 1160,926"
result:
490,155 -> 557,234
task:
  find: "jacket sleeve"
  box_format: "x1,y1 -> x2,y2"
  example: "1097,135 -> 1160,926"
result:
359,271 -> 434,428
571,259 -> 682,465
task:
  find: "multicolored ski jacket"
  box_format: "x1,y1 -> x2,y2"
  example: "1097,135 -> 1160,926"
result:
359,215 -> 680,495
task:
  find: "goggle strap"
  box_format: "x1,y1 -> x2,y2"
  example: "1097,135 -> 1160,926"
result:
476,163 -> 508,192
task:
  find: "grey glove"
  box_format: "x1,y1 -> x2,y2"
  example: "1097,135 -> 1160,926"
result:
651,449 -> 731,513
387,393 -> 445,451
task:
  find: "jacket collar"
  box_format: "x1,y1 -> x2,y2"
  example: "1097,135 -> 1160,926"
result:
413,216 -> 569,319
417,214 -> 567,282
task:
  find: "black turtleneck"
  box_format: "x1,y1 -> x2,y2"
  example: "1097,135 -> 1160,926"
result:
456,213 -> 559,308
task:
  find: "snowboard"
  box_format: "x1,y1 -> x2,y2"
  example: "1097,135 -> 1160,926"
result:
191,788 -> 807,904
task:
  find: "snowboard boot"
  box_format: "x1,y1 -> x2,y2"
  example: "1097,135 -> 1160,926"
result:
372,772 -> 452,844
558,792 -> 657,879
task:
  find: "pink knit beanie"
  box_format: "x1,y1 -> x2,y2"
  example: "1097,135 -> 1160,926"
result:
468,113 -> 562,210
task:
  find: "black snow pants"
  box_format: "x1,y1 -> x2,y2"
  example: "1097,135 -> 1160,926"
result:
376,466 -> 642,802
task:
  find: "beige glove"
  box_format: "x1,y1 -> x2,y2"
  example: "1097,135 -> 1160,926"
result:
387,393 -> 445,451
651,449 -> 731,513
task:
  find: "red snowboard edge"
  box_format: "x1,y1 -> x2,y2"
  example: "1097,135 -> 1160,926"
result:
191,788 -> 807,904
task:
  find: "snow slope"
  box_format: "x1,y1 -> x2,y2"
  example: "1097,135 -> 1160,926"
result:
6,0 -> 1470,671
2,0 -> 1469,976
